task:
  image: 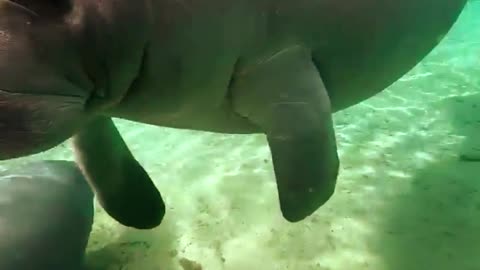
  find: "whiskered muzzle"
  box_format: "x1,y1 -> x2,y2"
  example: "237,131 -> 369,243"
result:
0,90 -> 87,160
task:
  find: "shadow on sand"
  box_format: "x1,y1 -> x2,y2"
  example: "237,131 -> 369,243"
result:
85,206 -> 181,270
369,93 -> 480,270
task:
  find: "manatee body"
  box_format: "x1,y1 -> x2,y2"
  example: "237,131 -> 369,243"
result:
0,0 -> 468,228
0,160 -> 94,270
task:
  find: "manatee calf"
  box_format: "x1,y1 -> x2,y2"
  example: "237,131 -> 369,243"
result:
0,160 -> 94,270
0,0 -> 468,227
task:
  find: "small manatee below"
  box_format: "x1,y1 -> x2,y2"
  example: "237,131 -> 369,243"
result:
0,160 -> 94,270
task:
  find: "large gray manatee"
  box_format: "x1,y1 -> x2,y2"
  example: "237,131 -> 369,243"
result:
0,0 -> 468,228
0,160 -> 93,270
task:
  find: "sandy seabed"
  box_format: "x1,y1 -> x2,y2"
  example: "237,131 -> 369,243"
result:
1,2 -> 479,270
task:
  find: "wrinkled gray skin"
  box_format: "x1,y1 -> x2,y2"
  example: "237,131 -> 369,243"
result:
0,160 -> 93,270
0,0 -> 468,229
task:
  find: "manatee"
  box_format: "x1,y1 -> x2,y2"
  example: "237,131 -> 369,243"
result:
0,160 -> 93,270
0,0 -> 468,227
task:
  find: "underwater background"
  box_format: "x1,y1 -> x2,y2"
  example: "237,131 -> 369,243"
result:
1,1 -> 479,270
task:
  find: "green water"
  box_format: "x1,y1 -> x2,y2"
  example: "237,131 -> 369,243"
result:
1,2 -> 479,270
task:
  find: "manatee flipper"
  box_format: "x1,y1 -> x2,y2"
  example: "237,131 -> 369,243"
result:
72,116 -> 165,229
231,46 -> 339,222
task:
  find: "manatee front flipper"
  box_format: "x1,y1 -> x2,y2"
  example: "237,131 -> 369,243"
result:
231,46 -> 339,222
72,116 -> 165,229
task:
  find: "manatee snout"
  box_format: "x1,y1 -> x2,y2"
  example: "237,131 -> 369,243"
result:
0,1 -> 94,160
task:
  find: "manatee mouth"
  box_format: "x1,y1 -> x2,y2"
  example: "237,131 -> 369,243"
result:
0,88 -> 87,160
0,88 -> 88,104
